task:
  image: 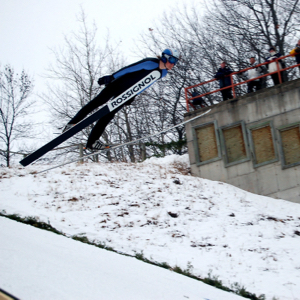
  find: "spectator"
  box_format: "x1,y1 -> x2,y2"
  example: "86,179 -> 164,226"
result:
290,39 -> 300,72
214,61 -> 233,101
246,56 -> 264,93
190,90 -> 207,108
265,47 -> 284,86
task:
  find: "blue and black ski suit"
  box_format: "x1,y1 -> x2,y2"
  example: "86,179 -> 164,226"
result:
68,58 -> 168,148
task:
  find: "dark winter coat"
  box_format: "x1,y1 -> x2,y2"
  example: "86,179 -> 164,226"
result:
214,66 -> 233,88
294,45 -> 300,64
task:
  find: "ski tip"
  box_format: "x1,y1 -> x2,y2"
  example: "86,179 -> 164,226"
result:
19,157 -> 29,167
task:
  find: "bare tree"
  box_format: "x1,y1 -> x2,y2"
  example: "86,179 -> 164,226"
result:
202,0 -> 300,79
0,65 -> 35,167
43,1 -> 300,163
138,0 -> 300,103
206,0 -> 300,55
115,0 -> 299,161
131,11 -> 201,155
42,8 -> 186,163
41,9 -> 124,162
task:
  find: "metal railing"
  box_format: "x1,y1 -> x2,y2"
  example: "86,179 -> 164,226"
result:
185,53 -> 300,112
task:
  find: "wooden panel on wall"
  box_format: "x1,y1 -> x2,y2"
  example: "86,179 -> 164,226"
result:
196,124 -> 218,162
251,126 -> 275,164
223,125 -> 247,164
281,127 -> 300,165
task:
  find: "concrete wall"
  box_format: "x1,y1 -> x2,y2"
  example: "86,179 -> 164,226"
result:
185,78 -> 300,203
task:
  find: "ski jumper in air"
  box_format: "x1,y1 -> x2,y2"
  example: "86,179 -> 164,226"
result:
64,48 -> 180,150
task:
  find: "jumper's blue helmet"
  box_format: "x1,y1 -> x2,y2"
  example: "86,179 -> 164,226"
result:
161,48 -> 180,65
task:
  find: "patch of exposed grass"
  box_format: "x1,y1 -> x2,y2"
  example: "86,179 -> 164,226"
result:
0,212 -> 63,236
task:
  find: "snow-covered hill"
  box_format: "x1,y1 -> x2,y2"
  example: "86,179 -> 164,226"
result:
1,154 -> 300,299
0,217 -> 244,300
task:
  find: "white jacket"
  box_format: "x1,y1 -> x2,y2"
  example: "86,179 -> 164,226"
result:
247,64 -> 263,81
266,52 -> 282,73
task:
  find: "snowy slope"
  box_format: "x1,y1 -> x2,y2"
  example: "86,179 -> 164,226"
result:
0,217 -> 244,300
1,154 -> 300,299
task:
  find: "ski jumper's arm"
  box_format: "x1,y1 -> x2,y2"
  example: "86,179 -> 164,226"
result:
112,58 -> 168,80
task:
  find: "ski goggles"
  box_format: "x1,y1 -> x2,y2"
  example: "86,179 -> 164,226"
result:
163,54 -> 179,65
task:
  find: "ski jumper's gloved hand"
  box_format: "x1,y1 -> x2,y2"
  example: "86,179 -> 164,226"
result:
98,75 -> 113,86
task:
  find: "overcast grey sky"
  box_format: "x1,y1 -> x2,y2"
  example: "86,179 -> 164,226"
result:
0,0 -> 199,94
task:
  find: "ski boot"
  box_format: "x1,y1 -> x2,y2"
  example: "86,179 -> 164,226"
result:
85,140 -> 110,151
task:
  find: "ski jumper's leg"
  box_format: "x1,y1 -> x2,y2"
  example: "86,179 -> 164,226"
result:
86,94 -> 137,147
68,85 -> 116,125
84,76 -> 140,147
85,105 -> 123,147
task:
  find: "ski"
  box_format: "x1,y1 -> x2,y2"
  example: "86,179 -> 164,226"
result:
19,71 -> 161,167
36,108 -> 211,174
